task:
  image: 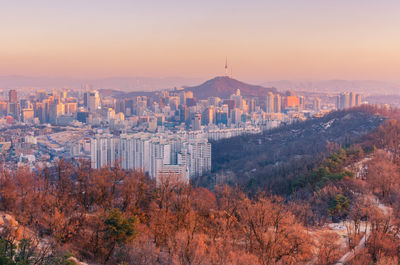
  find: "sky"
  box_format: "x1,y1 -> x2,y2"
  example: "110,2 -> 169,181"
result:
1,0 -> 400,82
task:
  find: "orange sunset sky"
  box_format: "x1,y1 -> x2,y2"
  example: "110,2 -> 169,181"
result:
1,0 -> 400,82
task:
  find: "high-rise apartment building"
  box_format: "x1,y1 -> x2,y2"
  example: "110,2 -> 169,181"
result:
274,94 -> 281,113
90,132 -> 211,181
265,92 -> 274,113
337,92 -> 362,109
355,94 -> 362,106
313,98 -> 321,111
90,134 -> 118,169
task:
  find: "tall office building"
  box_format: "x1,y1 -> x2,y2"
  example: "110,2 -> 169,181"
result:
22,107 -> 35,123
179,105 -> 189,123
231,108 -> 242,124
247,98 -> 256,113
7,89 -> 19,119
83,92 -> 88,108
65,102 -> 78,115
202,106 -> 215,125
299,96 -> 305,110
49,102 -> 65,124
87,91 -> 100,112
192,113 -> 202,130
231,89 -> 243,110
216,110 -> 228,125
34,102 -> 46,123
9,90 -> 17,103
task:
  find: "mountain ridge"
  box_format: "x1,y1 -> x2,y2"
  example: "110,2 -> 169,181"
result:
184,76 -> 277,99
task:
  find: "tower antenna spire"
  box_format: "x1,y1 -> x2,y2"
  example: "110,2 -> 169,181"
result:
225,57 -> 228,76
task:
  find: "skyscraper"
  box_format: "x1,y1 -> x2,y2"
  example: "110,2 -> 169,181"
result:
265,92 -> 274,113
88,91 -> 100,112
192,113 -> 202,130
7,90 -> 19,119
231,108 -> 242,124
8,90 -> 17,103
274,94 -> 281,113
202,106 -> 215,125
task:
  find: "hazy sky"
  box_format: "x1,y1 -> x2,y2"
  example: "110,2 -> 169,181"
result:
1,0 -> 400,82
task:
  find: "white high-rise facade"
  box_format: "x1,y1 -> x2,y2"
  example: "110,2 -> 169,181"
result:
88,91 -> 100,112
265,92 -> 274,113
336,92 -> 362,109
90,134 -> 118,169
90,131 -> 212,182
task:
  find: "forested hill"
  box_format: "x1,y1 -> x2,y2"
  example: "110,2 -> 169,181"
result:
201,106 -> 385,194
183,76 -> 277,99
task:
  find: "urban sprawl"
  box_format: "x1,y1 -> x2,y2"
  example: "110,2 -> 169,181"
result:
0,83 -> 363,182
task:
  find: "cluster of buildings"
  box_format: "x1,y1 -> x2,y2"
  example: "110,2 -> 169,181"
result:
0,89 -> 80,125
336,92 -> 362,110
0,79 -> 365,181
0,86 -> 324,133
90,131 -> 211,182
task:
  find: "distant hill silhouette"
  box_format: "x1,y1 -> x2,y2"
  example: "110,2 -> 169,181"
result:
99,89 -> 155,99
184,76 -> 276,99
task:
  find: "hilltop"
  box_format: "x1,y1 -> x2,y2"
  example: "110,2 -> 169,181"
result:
98,76 -> 277,100
184,76 -> 277,99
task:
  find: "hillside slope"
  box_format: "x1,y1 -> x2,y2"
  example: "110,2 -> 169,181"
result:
201,107 -> 384,193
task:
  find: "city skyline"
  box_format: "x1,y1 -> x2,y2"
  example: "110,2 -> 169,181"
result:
1,1 -> 400,82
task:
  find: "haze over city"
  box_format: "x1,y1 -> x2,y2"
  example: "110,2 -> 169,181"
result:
1,0 -> 400,83
2,2 -> 400,265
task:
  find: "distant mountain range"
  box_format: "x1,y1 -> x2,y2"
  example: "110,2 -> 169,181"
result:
0,75 -> 202,91
183,76 -> 276,99
1,75 -> 399,96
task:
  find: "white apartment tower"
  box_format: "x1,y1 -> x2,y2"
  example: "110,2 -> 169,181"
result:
265,92 -> 274,113
91,132 -> 211,182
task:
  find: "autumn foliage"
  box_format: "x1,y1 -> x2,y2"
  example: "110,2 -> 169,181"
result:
0,161 -> 316,264
2,106 -> 400,264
